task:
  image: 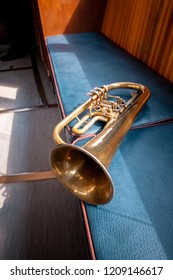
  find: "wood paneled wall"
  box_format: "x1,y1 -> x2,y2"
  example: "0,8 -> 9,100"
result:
35,0 -> 172,82
102,0 -> 173,83
36,0 -> 107,37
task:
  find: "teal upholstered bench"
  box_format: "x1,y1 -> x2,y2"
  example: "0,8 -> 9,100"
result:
46,32 -> 173,259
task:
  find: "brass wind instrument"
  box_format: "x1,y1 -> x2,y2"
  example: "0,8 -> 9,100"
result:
50,82 -> 150,205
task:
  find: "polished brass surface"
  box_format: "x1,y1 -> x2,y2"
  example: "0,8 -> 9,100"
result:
50,82 -> 150,205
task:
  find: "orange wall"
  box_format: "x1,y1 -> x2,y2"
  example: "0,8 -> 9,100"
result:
37,0 -> 107,37
101,0 -> 173,83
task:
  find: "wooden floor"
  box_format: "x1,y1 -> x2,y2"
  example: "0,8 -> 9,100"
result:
0,50 -> 90,259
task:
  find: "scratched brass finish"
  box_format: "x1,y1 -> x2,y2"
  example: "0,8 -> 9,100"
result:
50,82 -> 150,205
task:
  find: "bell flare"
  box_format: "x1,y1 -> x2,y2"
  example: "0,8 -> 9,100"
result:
50,144 -> 114,205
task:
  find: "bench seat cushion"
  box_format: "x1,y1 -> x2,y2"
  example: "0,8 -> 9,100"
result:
46,32 -> 173,134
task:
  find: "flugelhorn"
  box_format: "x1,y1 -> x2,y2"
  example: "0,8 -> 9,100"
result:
50,82 -> 150,205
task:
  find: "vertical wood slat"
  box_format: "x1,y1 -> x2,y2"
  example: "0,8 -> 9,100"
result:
147,0 -> 173,82
102,0 -> 117,39
101,0 -> 173,83
102,0 -> 156,58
